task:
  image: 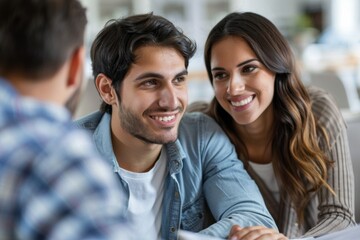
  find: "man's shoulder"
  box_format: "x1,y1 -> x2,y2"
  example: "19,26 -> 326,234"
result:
178,112 -> 224,141
1,111 -> 96,166
1,107 -> 71,144
74,111 -> 104,131
180,111 -> 218,126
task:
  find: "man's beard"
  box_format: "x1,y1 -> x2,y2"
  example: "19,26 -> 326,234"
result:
118,103 -> 183,144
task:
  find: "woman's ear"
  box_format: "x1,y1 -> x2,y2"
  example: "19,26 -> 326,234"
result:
95,73 -> 118,105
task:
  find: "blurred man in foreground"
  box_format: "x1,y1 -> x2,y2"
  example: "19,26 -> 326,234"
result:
0,0 -> 130,239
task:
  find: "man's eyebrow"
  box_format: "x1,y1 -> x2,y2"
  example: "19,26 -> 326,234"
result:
211,58 -> 258,71
134,69 -> 188,81
174,70 -> 188,78
135,72 -> 163,81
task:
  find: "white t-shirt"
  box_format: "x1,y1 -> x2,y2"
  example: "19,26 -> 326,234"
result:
119,148 -> 167,240
249,161 -> 280,203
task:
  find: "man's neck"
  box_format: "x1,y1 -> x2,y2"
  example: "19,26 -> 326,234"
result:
110,126 -> 163,173
5,66 -> 69,106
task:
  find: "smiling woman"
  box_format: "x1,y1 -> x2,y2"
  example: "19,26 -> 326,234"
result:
210,36 -> 276,127
189,11 -> 356,239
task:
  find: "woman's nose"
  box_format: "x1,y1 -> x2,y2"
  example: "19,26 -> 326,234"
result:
227,74 -> 245,95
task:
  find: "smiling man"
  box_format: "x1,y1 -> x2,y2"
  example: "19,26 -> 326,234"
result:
75,13 -> 277,240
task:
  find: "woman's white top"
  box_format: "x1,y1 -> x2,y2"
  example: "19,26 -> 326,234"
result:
249,161 -> 280,203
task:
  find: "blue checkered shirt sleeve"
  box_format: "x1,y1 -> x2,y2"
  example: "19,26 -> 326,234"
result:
0,119 -> 130,239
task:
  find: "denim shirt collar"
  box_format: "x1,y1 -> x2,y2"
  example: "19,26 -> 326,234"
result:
93,112 -> 186,174
166,140 -> 185,175
93,113 -> 119,172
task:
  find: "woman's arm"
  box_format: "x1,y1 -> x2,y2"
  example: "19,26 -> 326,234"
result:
304,87 -> 356,237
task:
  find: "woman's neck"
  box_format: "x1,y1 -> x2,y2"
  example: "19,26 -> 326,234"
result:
235,109 -> 275,164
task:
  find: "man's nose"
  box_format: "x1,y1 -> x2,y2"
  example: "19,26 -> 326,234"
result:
159,85 -> 178,109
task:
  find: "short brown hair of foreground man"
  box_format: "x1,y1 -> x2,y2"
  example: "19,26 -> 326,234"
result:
75,12 -> 282,240
0,0 -> 130,239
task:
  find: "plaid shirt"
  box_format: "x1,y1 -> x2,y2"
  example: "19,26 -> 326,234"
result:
0,79 -> 130,240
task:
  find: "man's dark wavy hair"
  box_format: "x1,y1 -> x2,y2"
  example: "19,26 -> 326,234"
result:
90,12 -> 196,113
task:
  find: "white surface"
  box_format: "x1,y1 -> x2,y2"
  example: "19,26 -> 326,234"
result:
177,230 -> 224,240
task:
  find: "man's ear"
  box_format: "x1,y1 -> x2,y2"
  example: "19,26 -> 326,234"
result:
95,73 -> 118,105
67,46 -> 85,88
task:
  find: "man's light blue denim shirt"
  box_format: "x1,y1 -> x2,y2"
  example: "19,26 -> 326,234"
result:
75,111 -> 276,240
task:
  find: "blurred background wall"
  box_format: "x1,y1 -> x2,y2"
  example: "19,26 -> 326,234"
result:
76,0 -> 360,117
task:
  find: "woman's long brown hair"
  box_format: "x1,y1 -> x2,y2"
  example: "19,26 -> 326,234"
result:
204,12 -> 334,225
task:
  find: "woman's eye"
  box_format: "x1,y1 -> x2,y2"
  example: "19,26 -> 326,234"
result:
213,72 -> 227,81
242,65 -> 256,73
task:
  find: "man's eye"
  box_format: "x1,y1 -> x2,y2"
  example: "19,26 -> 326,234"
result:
174,76 -> 186,83
142,79 -> 158,86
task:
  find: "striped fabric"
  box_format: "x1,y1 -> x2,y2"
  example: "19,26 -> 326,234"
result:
248,86 -> 356,238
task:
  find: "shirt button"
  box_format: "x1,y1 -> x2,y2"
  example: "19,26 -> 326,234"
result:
174,191 -> 179,199
170,226 -> 176,233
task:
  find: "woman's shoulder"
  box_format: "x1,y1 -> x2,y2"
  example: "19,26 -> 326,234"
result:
307,85 -> 346,144
307,85 -> 340,112
307,86 -> 343,119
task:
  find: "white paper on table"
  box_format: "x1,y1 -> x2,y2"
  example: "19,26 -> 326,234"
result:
315,224 -> 360,240
291,224 -> 360,240
178,224 -> 360,240
291,237 -> 315,240
177,230 -> 225,240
